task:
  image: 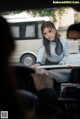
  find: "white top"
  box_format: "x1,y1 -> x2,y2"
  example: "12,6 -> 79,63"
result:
36,36 -> 69,64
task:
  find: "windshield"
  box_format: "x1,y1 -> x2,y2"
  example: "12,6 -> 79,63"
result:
1,6 -> 80,67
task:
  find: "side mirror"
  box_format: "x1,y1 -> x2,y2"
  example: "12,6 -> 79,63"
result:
67,23 -> 80,39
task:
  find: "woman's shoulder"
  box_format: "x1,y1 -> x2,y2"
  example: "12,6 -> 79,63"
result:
60,36 -> 68,44
38,42 -> 45,50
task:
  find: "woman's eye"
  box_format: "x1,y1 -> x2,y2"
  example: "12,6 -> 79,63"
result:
44,33 -> 46,35
49,30 -> 52,33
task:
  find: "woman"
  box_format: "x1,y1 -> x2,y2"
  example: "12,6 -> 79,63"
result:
33,21 -> 69,67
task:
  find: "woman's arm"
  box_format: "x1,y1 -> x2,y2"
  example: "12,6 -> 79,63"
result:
31,45 -> 45,68
36,45 -> 45,64
59,38 -> 69,64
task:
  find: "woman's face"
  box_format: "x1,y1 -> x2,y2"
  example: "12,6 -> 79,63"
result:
43,27 -> 56,41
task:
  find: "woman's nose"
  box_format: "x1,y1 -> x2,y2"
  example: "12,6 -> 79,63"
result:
47,34 -> 51,38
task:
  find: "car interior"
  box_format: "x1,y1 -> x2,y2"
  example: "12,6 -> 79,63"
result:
1,0 -> 80,119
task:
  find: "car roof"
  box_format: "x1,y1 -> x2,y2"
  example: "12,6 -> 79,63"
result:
2,15 -> 50,23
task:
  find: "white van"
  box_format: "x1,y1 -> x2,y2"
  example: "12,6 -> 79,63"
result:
3,15 -> 51,66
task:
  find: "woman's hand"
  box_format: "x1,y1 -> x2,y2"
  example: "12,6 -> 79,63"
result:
31,64 -> 41,68
31,68 -> 53,91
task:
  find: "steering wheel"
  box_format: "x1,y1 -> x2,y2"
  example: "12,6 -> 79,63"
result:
12,63 -> 59,95
12,63 -> 38,94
